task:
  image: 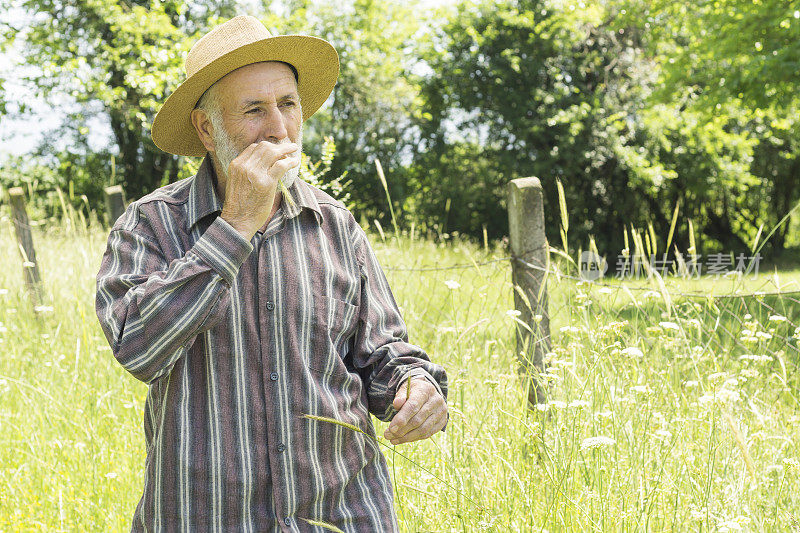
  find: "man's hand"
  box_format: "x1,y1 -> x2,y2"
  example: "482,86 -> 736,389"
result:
383,376 -> 447,445
220,141 -> 300,240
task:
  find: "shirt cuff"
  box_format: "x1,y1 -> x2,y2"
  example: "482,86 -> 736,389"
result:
191,216 -> 254,286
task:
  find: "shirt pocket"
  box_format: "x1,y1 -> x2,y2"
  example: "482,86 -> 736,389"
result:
308,296 -> 360,375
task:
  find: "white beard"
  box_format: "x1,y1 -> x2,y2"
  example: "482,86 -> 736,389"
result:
213,123 -> 303,189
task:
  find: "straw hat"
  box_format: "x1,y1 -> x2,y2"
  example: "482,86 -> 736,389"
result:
151,15 -> 339,157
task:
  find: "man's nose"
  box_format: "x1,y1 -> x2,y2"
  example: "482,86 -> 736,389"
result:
258,104 -> 289,143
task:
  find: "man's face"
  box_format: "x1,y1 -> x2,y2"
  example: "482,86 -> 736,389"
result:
208,61 -> 303,186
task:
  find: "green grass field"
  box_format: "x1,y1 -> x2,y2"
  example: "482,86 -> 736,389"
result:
1,216 -> 799,531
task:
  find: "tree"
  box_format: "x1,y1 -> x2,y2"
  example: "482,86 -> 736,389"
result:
412,0 -> 668,250
616,0 -> 800,254
621,0 -> 800,110
11,0 -> 237,202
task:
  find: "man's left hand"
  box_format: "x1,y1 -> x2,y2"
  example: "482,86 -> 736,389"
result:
383,377 -> 448,445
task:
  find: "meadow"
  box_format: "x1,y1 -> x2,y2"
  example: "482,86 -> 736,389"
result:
1,211 -> 799,531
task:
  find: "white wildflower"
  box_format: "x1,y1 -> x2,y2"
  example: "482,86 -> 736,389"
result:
744,313 -> 752,320
699,388 -> 741,407
559,326 -> 582,334
653,429 -> 672,439
580,436 -> 616,451
444,280 -> 461,290
549,400 -> 568,410
739,354 -> 772,363
755,331 -> 773,340
505,309 -> 522,317
598,287 -> 613,294
105,472 -> 118,479
689,508 -> 705,522
34,305 -> 54,313
684,380 -> 699,388
568,399 -> 590,409
717,520 -> 742,532
659,321 -> 680,331
631,385 -> 653,395
768,314 -> 787,323
620,347 -> 643,358
784,458 -> 800,471
765,464 -> 784,476
718,516 -> 750,532
0,288 -> 7,296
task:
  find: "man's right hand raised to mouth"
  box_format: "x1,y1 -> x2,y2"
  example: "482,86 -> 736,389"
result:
220,141 -> 300,241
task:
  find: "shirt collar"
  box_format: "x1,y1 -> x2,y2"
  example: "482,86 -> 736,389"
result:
187,155 -> 324,230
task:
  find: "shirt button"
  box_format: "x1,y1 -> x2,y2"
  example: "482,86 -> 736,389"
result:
284,517 -> 291,526
270,372 -> 279,381
266,301 -> 275,311
277,443 -> 286,452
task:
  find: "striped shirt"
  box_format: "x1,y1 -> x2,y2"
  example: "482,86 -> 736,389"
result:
95,156 -> 448,532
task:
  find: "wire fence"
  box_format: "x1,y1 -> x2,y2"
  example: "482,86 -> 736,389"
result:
375,246 -> 800,400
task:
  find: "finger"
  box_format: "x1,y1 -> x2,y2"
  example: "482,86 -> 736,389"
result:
239,141 -> 298,172
390,408 -> 447,445
385,385 -> 439,440
392,376 -> 416,411
384,393 -> 424,440
255,140 -> 298,161
266,154 -> 300,181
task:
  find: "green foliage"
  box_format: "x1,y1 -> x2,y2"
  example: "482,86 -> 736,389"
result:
0,153 -> 105,224
621,0 -> 800,110
1,0 -> 798,256
300,135 -> 352,208
412,0 -> 662,250
409,0 -> 799,256
262,0 -> 424,224
12,0 -> 238,204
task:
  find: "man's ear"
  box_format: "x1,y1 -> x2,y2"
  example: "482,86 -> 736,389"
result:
190,108 -> 216,153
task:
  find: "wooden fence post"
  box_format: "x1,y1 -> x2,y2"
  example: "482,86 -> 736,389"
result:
7,187 -> 44,308
507,177 -> 551,406
104,185 -> 127,227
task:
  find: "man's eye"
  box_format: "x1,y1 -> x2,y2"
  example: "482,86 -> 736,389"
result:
246,108 -> 259,114
280,101 -> 296,108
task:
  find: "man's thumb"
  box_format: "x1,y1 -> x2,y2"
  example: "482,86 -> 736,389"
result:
393,379 -> 412,410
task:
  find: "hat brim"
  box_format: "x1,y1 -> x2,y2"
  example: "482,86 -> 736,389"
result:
152,35 -> 339,157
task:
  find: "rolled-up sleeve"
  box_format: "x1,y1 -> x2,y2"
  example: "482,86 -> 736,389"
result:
348,220 -> 448,423
95,207 -> 253,384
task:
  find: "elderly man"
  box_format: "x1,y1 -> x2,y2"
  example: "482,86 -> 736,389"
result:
95,15 -> 448,532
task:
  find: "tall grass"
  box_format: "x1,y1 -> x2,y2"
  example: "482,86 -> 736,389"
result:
1,201 -> 799,531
